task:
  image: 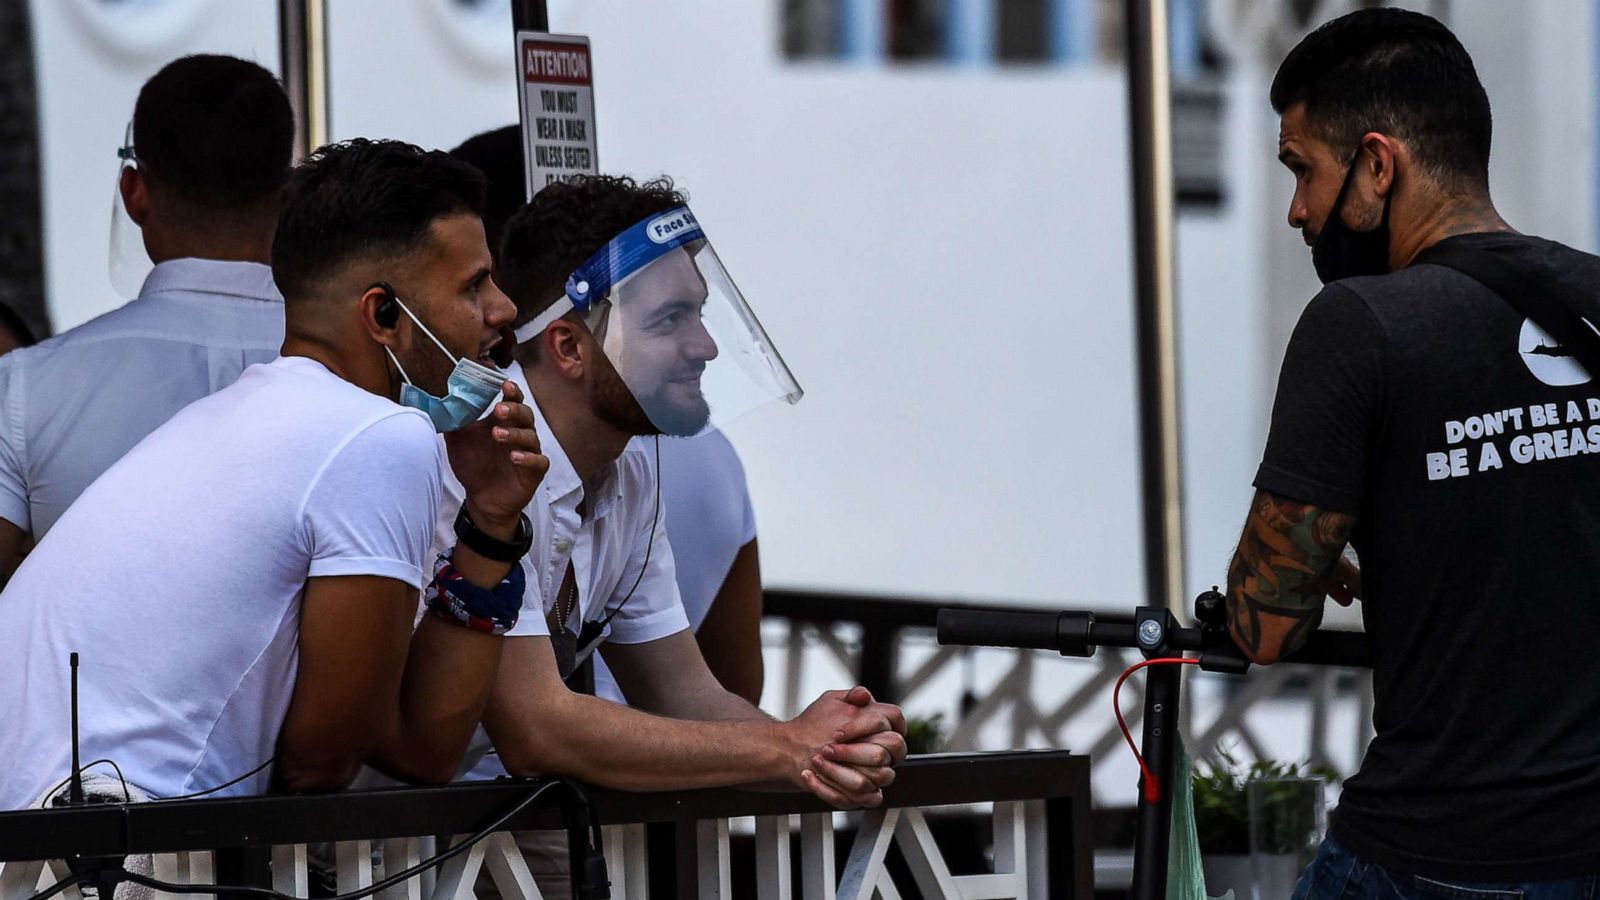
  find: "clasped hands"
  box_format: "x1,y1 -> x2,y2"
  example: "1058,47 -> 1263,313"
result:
787,686 -> 908,809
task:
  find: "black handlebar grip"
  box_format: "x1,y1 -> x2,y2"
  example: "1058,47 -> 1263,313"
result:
936,609 -> 1062,651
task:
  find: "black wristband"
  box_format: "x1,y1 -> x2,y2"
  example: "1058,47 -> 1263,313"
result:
454,506 -> 533,562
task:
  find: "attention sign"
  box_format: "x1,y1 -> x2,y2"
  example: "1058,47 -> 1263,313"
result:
516,32 -> 598,198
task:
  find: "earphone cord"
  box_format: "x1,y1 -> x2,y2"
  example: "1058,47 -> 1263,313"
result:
593,434 -> 662,632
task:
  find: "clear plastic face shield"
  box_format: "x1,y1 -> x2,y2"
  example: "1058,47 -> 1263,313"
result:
513,206 -> 801,436
109,121 -> 153,299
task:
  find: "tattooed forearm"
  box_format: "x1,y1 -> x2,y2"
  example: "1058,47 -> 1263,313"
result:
1225,490 -> 1354,663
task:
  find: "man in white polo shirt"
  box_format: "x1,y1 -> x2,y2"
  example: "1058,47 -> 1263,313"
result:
491,173 -> 902,795
0,56 -> 293,583
0,138 -> 546,809
449,129 -> 766,707
452,174 -> 902,896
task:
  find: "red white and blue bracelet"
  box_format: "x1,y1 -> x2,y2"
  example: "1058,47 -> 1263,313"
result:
424,548 -> 525,635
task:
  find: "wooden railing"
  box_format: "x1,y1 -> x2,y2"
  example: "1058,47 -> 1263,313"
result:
0,751 -> 1092,900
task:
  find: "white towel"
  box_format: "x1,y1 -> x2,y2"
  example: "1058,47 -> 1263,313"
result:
33,772 -> 157,900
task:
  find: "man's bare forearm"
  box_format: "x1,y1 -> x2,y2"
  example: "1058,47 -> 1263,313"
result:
484,687 -> 794,792
603,629 -> 768,723
1225,489 -> 1353,663
500,634 -> 900,806
368,614 -> 504,783
682,683 -> 771,723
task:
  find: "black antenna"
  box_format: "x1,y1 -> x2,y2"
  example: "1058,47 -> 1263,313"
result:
68,652 -> 83,805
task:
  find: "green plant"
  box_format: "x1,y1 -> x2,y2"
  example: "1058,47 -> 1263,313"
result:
1190,746 -> 1339,854
904,713 -> 948,755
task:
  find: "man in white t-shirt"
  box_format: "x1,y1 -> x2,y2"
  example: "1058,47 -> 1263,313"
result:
470,174 -> 903,807
0,56 -> 295,584
590,429 -> 763,704
0,139 -> 548,809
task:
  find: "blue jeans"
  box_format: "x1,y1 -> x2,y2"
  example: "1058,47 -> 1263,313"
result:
1292,840 -> 1599,900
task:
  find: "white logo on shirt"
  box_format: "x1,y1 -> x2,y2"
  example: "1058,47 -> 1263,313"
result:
1518,318 -> 1595,387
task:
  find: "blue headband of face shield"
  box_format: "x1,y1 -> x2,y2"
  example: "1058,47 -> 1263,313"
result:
512,206 -> 705,344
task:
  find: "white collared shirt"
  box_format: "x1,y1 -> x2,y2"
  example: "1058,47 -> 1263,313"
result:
434,361 -> 690,651
441,362 -> 690,783
0,258 -> 285,539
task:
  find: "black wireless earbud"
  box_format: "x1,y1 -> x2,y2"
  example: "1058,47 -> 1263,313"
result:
371,281 -> 399,329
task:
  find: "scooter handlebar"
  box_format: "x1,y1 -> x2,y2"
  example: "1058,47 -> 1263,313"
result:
936,609 -> 1064,652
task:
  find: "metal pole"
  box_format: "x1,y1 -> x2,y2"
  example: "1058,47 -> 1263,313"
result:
279,0 -> 330,158
1125,0 -> 1187,620
1130,662 -> 1180,897
511,0 -> 551,33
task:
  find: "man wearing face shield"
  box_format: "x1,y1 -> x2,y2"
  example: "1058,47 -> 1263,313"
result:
440,174 -> 902,897
0,139 -> 548,809
451,128 -> 766,707
1225,9 -> 1600,893
0,56 -> 293,585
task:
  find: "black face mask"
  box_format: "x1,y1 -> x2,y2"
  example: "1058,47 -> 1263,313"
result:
1311,148 -> 1393,284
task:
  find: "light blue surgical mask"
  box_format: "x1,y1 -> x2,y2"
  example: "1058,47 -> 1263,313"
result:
384,294 -> 506,433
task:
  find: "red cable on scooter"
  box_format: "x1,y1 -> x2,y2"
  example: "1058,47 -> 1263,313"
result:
1114,657 -> 1199,804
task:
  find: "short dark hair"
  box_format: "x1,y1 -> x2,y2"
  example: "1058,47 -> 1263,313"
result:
132,55 -> 294,218
449,126 -> 525,267
497,175 -> 687,323
1270,8 -> 1492,187
271,139 -> 487,302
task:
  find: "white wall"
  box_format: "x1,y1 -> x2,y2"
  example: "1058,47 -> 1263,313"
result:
551,1 -> 1279,608
1454,0 -> 1597,251
327,0 -> 519,148
323,0 -> 1167,609
26,0 -> 1598,616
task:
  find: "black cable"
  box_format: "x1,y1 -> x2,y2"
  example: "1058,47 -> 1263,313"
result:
154,757 -> 275,801
117,871 -> 284,900
20,872 -> 80,900
42,758 -> 130,806
44,755 -> 275,808
111,779 -> 565,900
593,434 -> 661,632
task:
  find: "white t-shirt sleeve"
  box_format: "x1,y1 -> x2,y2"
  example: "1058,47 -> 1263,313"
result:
301,411 -> 442,588
0,360 -> 28,530
503,553 -> 547,638
604,502 -> 691,644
